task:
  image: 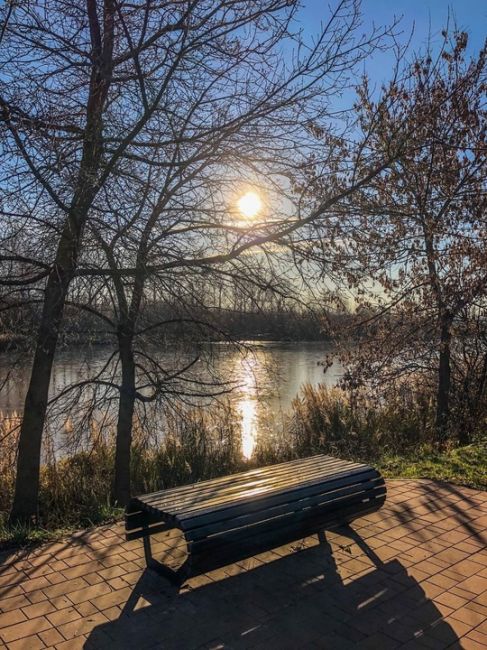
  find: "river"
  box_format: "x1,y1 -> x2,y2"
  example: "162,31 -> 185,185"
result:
0,341 -> 343,457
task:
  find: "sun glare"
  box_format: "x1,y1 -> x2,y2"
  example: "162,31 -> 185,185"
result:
238,191 -> 262,219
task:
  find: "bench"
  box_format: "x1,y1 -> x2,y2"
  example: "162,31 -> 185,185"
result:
125,454 -> 386,585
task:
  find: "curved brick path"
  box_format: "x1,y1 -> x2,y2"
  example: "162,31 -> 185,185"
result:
0,479 -> 486,649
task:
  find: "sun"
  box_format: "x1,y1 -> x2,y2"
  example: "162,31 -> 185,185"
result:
237,191 -> 262,219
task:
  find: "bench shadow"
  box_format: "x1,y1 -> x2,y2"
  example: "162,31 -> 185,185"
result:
85,525 -> 460,649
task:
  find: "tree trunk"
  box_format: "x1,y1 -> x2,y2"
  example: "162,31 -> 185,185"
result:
8,0 -> 115,524
436,317 -> 451,446
420,214 -> 453,447
113,333 -> 136,506
9,232 -> 79,523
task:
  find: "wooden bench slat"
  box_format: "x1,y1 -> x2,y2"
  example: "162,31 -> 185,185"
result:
126,521 -> 174,541
173,468 -> 380,523
184,477 -> 385,542
138,454 -> 351,502
125,509 -> 164,531
189,495 -> 384,573
190,488 -> 386,556
138,466 -> 376,522
139,457 -> 366,512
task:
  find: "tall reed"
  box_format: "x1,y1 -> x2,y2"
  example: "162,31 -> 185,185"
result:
0,404 -> 245,531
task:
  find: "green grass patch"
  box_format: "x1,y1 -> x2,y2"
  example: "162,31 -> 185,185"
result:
378,442 -> 487,490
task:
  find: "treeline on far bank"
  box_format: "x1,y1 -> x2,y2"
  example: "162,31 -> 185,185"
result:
0,299 -> 355,351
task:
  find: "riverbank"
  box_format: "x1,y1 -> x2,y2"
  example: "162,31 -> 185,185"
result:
1,383 -> 485,549
1,441 -> 485,550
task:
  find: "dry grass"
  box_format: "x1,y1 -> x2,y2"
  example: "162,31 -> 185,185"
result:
286,383 -> 435,459
0,405 -> 245,546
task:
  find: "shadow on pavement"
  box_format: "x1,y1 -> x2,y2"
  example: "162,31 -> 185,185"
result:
85,525 -> 459,649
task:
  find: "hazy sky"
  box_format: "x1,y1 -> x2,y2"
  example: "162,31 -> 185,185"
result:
299,1 -> 486,85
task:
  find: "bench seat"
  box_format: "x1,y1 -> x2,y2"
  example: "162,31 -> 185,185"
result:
125,454 -> 386,584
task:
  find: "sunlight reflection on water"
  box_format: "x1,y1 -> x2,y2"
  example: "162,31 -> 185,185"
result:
237,355 -> 259,459
239,397 -> 257,459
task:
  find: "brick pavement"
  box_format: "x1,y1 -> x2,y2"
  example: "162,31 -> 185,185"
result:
0,479 -> 486,649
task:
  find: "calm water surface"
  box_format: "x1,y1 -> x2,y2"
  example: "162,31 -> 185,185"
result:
0,341 -> 343,457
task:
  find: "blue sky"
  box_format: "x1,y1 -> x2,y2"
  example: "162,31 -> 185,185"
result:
299,0 -> 486,85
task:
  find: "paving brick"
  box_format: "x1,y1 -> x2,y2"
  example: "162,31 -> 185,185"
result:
0,610 -> 26,630
0,574 -> 25,590
100,605 -> 121,621
6,634 -> 45,649
54,634 -> 87,649
120,570 -> 142,586
440,615 -> 473,638
21,556 -> 49,569
61,561 -> 105,581
457,575 -> 487,596
450,605 -> 486,628
75,600 -> 99,616
464,599 -> 487,617
89,587 -> 132,612
61,554 -> 93,568
57,612 -> 108,641
99,555 -> 125,568
25,590 -> 48,604
456,637 -> 487,650
27,565 -> 54,580
0,586 -> 24,601
466,629 -> 487,647
48,596 -> 72,611
83,572 -> 105,586
450,585 -> 481,601
434,547 -> 470,564
450,559 -> 485,577
39,627 -> 65,647
0,562 -> 24,576
19,577 -> 51,594
97,565 -> 126,581
66,583 -> 111,605
106,577 -> 127,591
437,531 -> 470,544
0,616 -> 51,643
417,581 -> 444,599
43,578 -> 88,600
428,573 -> 458,589
20,601 -> 55,620
46,572 -> 68,586
435,591 -> 468,610
46,606 -> 82,629
473,591 -> 487,607
0,595 -> 31,612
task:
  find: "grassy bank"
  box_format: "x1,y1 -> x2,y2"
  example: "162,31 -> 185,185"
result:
1,386 -> 485,549
378,443 -> 487,490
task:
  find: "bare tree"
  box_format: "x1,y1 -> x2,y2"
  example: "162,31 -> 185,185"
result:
329,32 -> 487,444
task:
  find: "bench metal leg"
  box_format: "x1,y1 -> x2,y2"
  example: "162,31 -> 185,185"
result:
142,519 -> 191,586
